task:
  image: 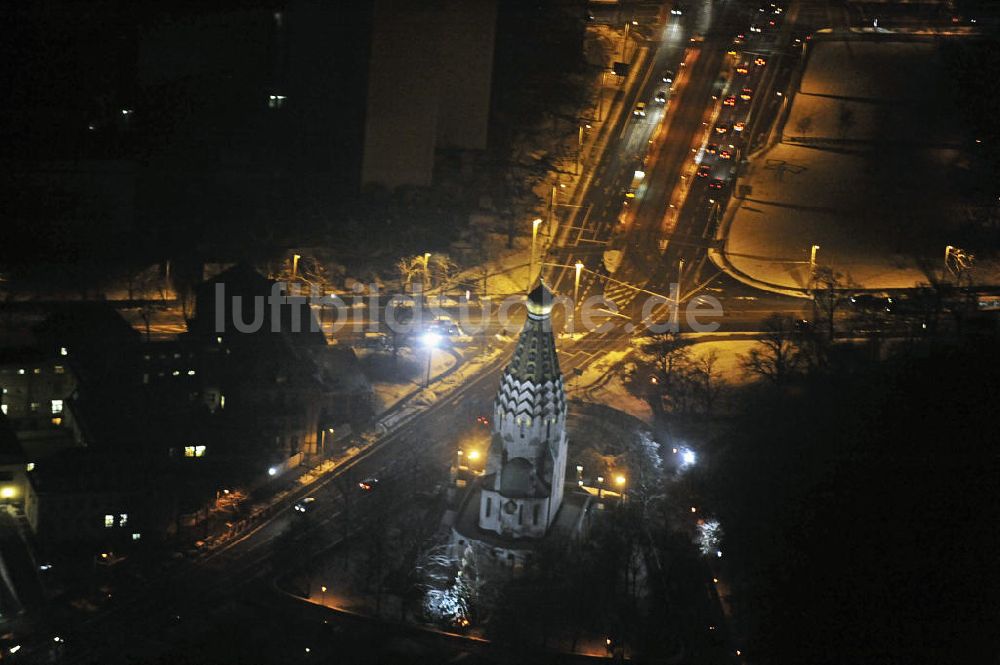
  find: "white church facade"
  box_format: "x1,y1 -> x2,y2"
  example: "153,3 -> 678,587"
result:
452,282 -> 578,560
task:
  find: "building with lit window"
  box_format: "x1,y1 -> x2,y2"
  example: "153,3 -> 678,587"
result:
23,449 -> 174,549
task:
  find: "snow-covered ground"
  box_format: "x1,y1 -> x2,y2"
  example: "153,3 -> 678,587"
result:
359,346 -> 460,415
369,345 -> 504,434
722,36 -> 999,292
568,338 -> 760,423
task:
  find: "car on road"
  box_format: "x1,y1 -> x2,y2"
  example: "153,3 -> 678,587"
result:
358,478 -> 379,492
714,123 -> 730,135
476,415 -> 490,426
755,56 -> 767,66
662,70 -> 675,83
850,293 -> 894,313
293,497 -> 316,513
655,90 -> 668,104
719,149 -> 732,160
736,62 -> 749,75
633,102 -> 647,118
697,165 -> 712,178
708,178 -> 726,190
705,143 -> 719,154
723,95 -> 736,107
740,87 -> 753,101
733,121 -> 746,132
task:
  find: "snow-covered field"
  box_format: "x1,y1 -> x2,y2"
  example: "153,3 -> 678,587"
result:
724,36 -> 991,292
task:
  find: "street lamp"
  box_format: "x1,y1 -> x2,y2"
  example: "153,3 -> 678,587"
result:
421,331 -> 441,388
810,244 -> 820,271
577,124 -> 585,175
292,253 -> 301,279
574,260 -> 584,306
320,585 -> 327,604
678,257 -> 685,302
529,218 -> 542,289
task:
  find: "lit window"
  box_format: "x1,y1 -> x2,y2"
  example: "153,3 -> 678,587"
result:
51,417 -> 62,426
132,532 -> 141,541
118,513 -> 128,527
172,370 -> 180,377
1,405 -> 6,415
220,394 -> 226,409
268,94 -> 287,109
54,365 -> 65,374
29,402 -> 40,413
26,462 -> 34,472
17,369 -> 25,375
184,445 -> 207,458
51,399 -> 63,414
33,368 -> 41,375
60,347 -> 68,356
187,369 -> 196,376
104,514 -> 114,528
0,487 -> 14,499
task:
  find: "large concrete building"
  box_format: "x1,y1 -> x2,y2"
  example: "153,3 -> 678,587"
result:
361,0 -> 497,188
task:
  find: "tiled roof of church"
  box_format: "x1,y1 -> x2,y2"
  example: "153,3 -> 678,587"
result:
506,281 -> 561,385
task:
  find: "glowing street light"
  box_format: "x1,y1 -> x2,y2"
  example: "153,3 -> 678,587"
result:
574,260 -> 584,306
422,331 -> 441,388
467,449 -> 481,461
320,585 -> 327,604
529,218 -> 543,289
292,253 -> 301,279
810,244 -> 820,271
614,474 -> 626,487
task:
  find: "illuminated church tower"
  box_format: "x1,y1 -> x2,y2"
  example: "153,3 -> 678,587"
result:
478,282 -> 568,538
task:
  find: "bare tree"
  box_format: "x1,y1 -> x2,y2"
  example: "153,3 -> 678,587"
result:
429,254 -> 459,292
794,114 -> 813,136
692,349 -> 725,416
809,266 -> 854,341
628,331 -> 694,415
396,254 -> 431,291
740,314 -> 803,385
837,104 -> 855,140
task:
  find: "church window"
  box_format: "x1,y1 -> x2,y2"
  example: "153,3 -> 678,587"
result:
518,504 -> 523,525
533,504 -> 540,525
485,497 -> 492,517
